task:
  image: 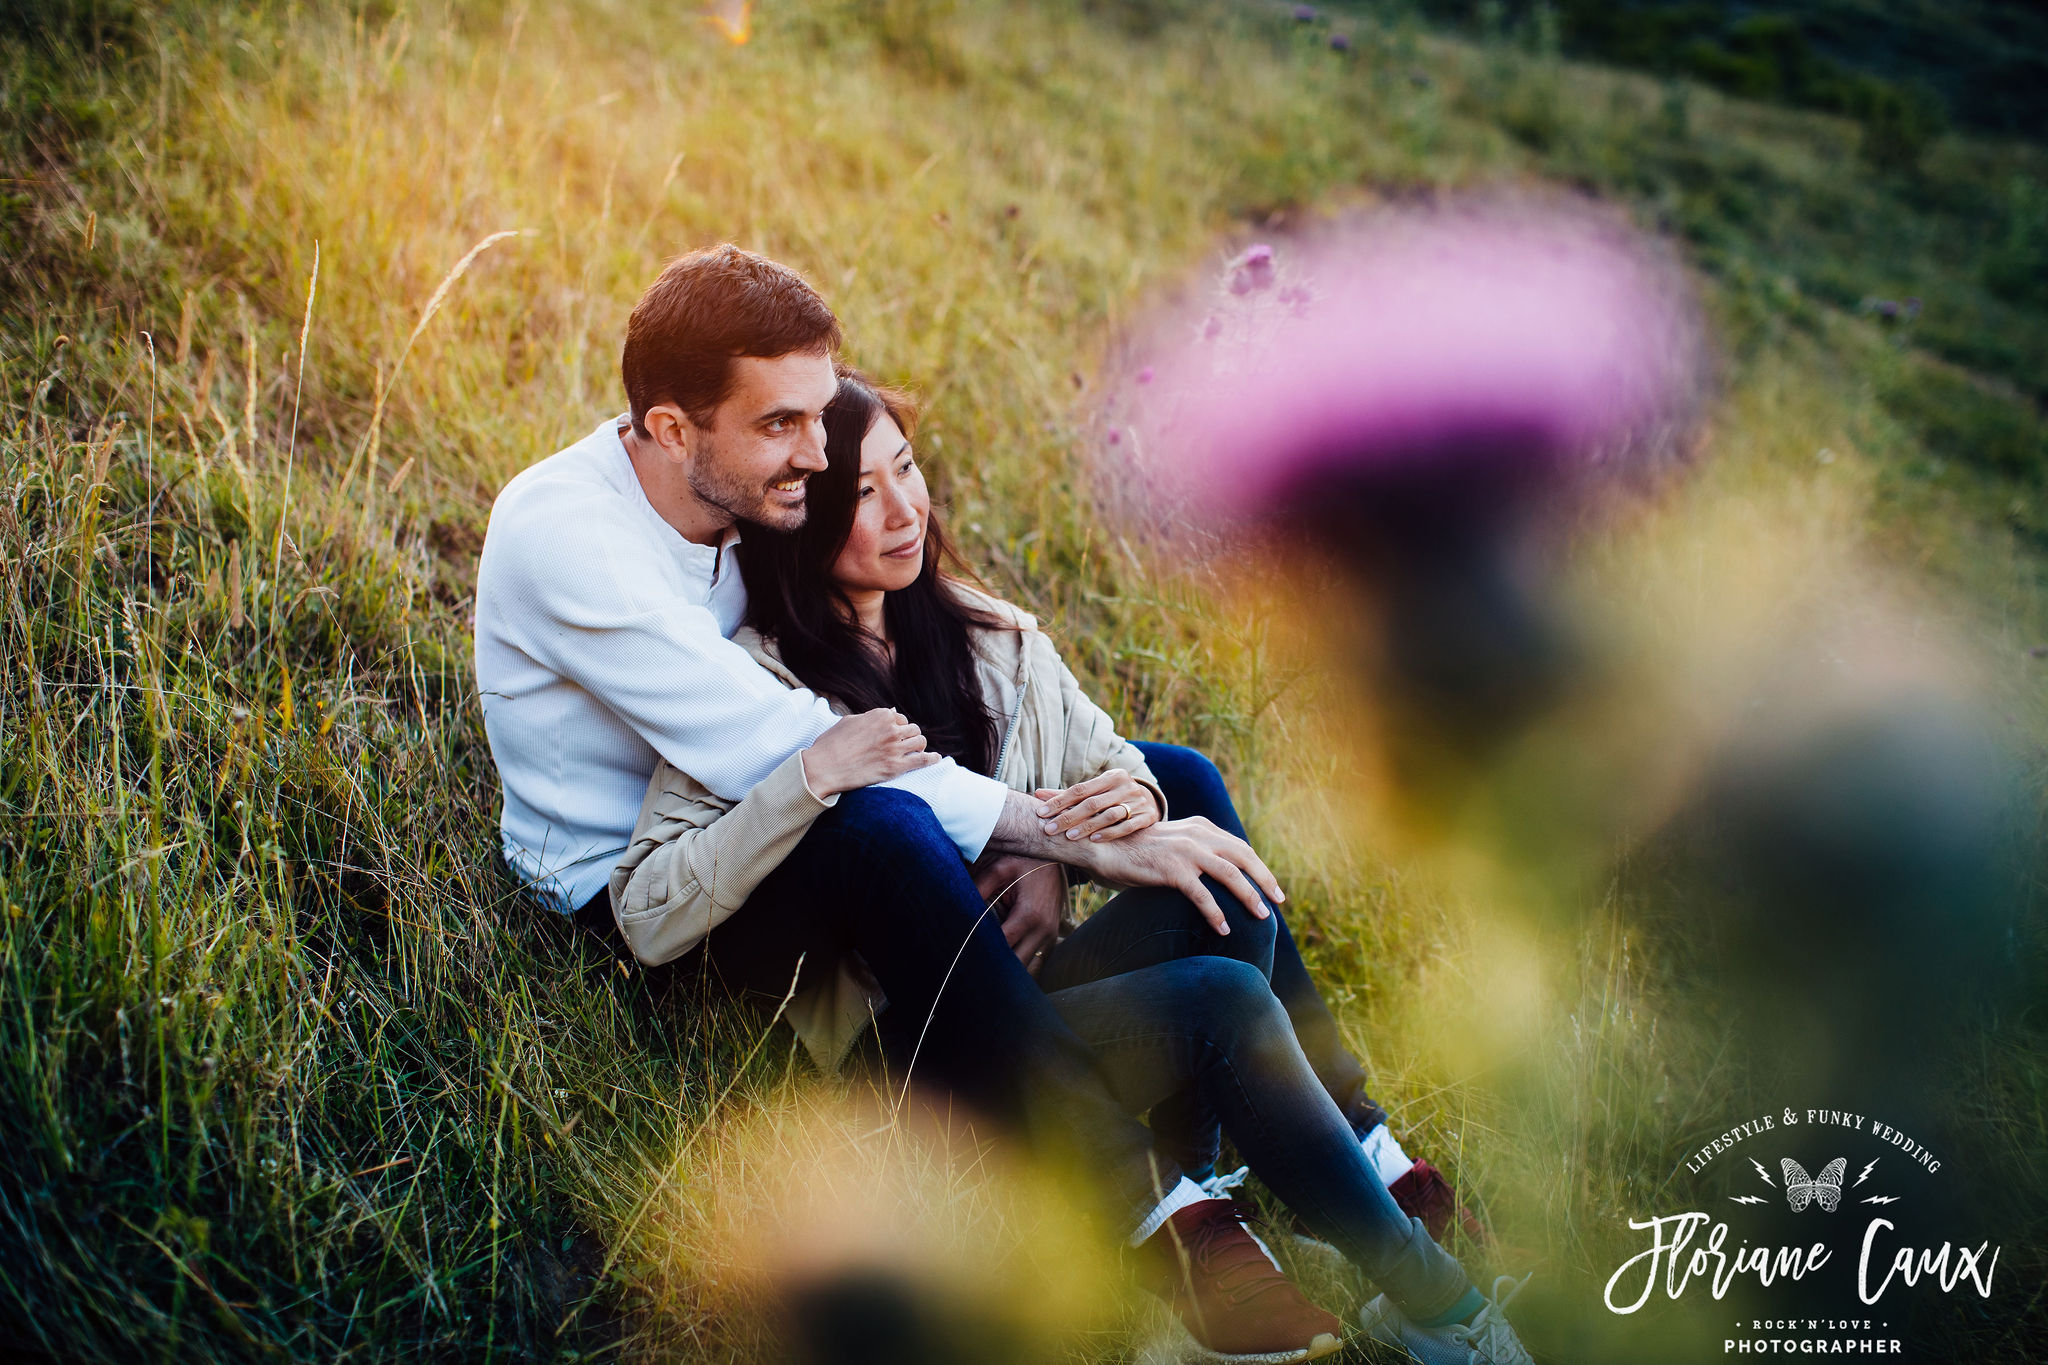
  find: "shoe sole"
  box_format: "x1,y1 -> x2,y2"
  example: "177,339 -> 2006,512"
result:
1158,1319 -> 1345,1364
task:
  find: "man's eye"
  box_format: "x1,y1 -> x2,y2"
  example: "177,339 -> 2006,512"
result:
766,418 -> 788,433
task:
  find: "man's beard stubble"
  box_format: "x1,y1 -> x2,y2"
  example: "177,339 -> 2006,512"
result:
686,435 -> 809,532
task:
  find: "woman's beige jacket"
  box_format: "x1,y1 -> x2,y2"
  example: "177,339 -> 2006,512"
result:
606,584 -> 1165,1071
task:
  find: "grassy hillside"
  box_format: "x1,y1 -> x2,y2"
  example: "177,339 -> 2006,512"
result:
2,0 -> 2044,1360
1409,0 -> 2048,143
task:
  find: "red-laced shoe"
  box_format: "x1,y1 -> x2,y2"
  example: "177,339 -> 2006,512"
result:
1388,1159 -> 1488,1248
1138,1199 -> 1345,1363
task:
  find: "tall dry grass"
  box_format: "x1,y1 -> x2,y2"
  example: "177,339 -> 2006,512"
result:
3,0 -> 2045,1360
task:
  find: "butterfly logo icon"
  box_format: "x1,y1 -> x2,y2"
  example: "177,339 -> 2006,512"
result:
1781,1157 -> 1847,1213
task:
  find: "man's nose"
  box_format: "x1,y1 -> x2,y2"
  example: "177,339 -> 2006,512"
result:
793,420 -> 829,471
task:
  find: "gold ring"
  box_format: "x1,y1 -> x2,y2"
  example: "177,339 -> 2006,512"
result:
1111,803 -> 1130,824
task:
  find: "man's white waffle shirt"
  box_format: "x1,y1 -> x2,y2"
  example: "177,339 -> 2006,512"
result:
473,415 -> 1008,912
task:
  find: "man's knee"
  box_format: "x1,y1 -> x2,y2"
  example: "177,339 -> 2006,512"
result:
1201,874 -> 1278,959
1178,956 -> 1287,1039
1134,742 -> 1238,829
1135,742 -> 1221,790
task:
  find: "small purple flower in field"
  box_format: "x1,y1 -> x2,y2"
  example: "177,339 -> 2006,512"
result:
1904,296 -> 1922,319
1294,4 -> 1318,20
1137,366 -> 1155,384
1330,32 -> 1352,51
1876,299 -> 1900,320
1229,243 -> 1277,294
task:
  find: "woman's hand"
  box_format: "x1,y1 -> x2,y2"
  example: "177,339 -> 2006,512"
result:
1033,768 -> 1160,843
801,709 -> 937,798
973,854 -> 1064,974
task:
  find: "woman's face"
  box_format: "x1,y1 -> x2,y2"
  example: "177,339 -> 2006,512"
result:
829,411 -> 928,596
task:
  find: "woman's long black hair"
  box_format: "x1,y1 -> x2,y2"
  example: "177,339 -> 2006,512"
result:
739,365 -> 1008,776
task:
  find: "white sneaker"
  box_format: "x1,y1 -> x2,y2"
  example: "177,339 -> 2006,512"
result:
1358,1273 -> 1536,1365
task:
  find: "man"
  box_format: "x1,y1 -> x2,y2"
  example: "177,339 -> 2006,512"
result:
474,245 -> 1445,1363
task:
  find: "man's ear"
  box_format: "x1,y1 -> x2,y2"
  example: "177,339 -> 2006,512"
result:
641,403 -> 695,461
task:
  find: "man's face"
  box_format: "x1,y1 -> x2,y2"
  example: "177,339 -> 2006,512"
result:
685,351 -> 837,532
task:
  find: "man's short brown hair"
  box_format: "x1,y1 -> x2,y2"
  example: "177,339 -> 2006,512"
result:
621,244 -> 842,438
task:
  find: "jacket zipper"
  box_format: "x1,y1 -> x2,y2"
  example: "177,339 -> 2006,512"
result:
992,670 -> 1028,783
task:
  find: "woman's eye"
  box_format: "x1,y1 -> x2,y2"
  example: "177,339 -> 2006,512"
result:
858,486 -> 874,499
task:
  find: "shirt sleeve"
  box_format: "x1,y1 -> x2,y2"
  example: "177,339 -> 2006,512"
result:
493,504 -> 1004,860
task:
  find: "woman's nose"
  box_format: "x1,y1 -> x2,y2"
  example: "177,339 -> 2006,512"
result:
881,481 -> 918,528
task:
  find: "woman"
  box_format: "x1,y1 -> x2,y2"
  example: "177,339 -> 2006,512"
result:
608,369 -> 1535,1365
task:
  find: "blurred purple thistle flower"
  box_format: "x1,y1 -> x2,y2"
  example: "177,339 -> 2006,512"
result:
1107,205 -> 1705,782
1294,4 -> 1318,20
1128,205 -> 1702,528
1330,32 -> 1351,51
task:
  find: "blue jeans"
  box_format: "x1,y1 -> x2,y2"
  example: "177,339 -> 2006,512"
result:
1038,743 -> 1387,1172
1046,956 -> 1470,1319
676,787 -> 1178,1230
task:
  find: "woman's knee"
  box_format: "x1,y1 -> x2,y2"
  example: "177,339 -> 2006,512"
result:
810,787 -> 961,875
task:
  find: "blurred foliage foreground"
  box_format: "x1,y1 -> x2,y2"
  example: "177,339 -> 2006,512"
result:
2,1 -> 2046,1360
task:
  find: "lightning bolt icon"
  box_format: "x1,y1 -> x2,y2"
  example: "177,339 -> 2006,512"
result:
1855,1159 -> 1878,1187
1751,1158 -> 1774,1187
1730,1195 -> 1767,1205
1863,1195 -> 1900,1205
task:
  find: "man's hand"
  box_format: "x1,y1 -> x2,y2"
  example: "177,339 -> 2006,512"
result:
801,709 -> 937,798
987,793 -> 1283,937
1033,768 -> 1159,843
973,854 -> 1063,975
